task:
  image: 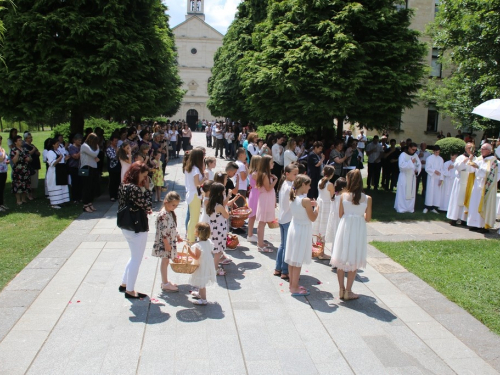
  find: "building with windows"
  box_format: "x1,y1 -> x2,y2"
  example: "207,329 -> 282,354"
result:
358,0 -> 483,144
170,0 -> 223,128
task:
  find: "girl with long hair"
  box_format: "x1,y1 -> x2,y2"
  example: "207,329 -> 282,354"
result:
255,155 -> 278,252
206,183 -> 230,276
246,155 -> 262,242
285,175 -> 318,296
184,148 -> 206,242
312,165 -> 335,259
330,170 -> 372,300
80,133 -> 100,213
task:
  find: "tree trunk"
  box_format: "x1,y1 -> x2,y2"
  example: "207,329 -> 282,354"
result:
0,117 -> 3,132
70,107 -> 85,135
336,117 -> 343,139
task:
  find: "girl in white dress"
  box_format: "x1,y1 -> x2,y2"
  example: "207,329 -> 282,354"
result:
325,178 -> 347,251
331,170 -> 372,301
188,223 -> 217,305
200,181 -> 214,223
312,165 -> 335,259
285,175 -> 319,297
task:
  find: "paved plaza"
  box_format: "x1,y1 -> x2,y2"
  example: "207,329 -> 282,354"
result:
0,133 -> 499,375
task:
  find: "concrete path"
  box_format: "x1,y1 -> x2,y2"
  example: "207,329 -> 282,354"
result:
0,132 -> 499,375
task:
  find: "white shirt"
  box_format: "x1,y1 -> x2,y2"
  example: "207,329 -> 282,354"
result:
272,143 -> 284,166
495,145 -> 500,159
366,142 -> 383,163
185,166 -> 202,204
357,134 -> 367,149
169,130 -> 177,142
248,143 -> 260,156
278,180 -> 293,224
283,149 -> 297,166
236,160 -> 248,190
417,149 -> 431,166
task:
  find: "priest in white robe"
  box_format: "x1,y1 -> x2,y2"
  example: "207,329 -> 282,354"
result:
447,143 -> 475,225
439,153 -> 457,211
395,142 -> 421,213
423,146 -> 444,213
466,143 -> 499,233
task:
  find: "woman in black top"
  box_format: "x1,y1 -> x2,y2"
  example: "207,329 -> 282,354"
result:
307,141 -> 325,199
23,133 -> 41,199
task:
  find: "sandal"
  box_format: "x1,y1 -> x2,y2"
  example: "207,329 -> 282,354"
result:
343,290 -> 359,300
192,299 -> 208,305
83,204 -> 93,213
291,290 -> 310,297
258,246 -> 273,253
339,289 -> 345,300
273,271 -> 281,277
280,274 -> 289,281
161,282 -> 178,292
216,267 -> 226,276
90,205 -> 97,211
220,258 -> 232,265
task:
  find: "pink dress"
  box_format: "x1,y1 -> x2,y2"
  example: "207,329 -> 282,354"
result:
248,175 -> 259,218
256,176 -> 276,222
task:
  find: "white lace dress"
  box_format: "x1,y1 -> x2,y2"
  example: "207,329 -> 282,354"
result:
312,181 -> 332,236
330,193 -> 368,271
325,197 -> 341,247
189,240 -> 216,288
285,194 -> 312,267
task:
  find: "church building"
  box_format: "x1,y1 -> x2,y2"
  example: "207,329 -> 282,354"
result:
171,0 -> 223,128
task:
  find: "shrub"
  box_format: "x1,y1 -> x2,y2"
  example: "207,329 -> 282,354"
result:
142,116 -> 169,124
257,122 -> 307,139
52,118 -> 123,140
435,137 -> 466,161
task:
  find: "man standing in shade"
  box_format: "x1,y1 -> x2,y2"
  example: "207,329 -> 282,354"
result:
271,133 -> 285,187
365,135 -> 383,190
465,143 -> 499,233
423,146 -> 444,213
416,143 -> 431,196
394,142 -> 422,213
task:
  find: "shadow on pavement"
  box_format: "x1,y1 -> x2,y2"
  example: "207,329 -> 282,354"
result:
341,295 -> 397,322
176,302 -> 225,323
222,261 -> 261,290
128,299 -> 170,324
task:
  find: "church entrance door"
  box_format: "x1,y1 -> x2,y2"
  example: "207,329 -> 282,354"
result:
186,109 -> 198,131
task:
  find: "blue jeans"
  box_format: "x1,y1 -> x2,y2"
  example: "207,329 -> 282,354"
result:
185,206 -> 190,233
275,222 -> 290,274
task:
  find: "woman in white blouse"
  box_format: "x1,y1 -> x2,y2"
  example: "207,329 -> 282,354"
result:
283,138 -> 298,167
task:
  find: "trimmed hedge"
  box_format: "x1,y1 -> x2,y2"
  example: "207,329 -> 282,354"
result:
52,118 -> 123,140
257,122 -> 307,139
435,137 -> 466,161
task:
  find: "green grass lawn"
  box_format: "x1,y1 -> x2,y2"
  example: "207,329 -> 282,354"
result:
372,240 -> 500,335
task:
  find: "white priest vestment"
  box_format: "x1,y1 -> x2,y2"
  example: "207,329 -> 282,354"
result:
467,155 -> 500,228
439,160 -> 455,211
446,155 -> 474,221
424,154 -> 444,207
394,152 -> 421,213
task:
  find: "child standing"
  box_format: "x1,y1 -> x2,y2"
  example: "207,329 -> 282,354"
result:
312,165 -> 335,259
246,155 -> 261,242
275,164 -> 299,280
187,222 -> 217,305
152,192 -> 183,292
151,151 -> 163,202
256,155 -> 278,252
207,183 -> 231,276
200,180 -> 214,223
326,178 -> 347,251
285,175 -> 318,296
331,170 -> 372,300
205,156 -> 216,181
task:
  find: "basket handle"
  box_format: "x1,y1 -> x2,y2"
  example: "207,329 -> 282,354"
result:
181,243 -> 191,264
233,195 -> 247,209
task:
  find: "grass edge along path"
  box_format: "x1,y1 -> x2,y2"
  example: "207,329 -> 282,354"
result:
372,239 -> 500,335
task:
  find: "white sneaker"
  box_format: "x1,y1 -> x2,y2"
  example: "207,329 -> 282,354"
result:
52,205 -> 61,209
423,208 -> 428,214
192,299 -> 207,305
431,209 -> 439,214
247,235 -> 258,242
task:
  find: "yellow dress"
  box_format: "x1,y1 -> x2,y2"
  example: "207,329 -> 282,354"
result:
152,160 -> 164,187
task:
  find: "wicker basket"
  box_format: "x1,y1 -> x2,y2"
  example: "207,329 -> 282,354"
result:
230,197 -> 252,228
226,234 -> 239,249
170,244 -> 199,274
267,219 -> 279,229
311,234 -> 325,258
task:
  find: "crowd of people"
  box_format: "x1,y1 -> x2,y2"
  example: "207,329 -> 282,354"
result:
1,120 -> 498,304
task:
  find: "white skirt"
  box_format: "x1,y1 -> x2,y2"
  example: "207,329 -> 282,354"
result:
312,198 -> 331,237
330,216 -> 367,272
284,220 -> 312,267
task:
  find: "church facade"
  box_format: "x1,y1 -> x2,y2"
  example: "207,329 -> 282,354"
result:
171,0 -> 223,128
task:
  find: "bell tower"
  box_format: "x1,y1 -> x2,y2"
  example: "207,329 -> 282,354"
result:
187,0 -> 205,21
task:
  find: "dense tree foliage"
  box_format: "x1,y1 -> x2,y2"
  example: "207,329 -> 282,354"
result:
207,0 -> 268,121
425,0 -> 500,131
209,0 -> 427,136
0,0 -> 183,133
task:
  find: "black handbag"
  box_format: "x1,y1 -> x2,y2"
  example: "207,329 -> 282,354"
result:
55,163 -> 69,185
117,202 -> 148,233
78,166 -> 89,177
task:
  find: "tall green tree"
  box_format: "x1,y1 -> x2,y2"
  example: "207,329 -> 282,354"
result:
425,0 -> 500,131
239,0 -> 427,136
207,0 -> 269,121
0,0 -> 183,133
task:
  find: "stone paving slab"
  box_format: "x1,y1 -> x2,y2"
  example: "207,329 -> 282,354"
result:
0,132 -> 499,374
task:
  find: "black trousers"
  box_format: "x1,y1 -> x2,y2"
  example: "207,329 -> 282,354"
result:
215,138 -> 225,157
82,166 -> 100,205
381,162 -> 391,189
271,163 -> 284,195
416,171 -> 427,196
68,167 -> 83,202
367,162 -> 382,188
108,168 -> 121,200
206,136 -> 212,147
0,172 -> 6,205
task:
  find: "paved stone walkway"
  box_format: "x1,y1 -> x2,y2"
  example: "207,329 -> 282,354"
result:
0,132 -> 499,375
